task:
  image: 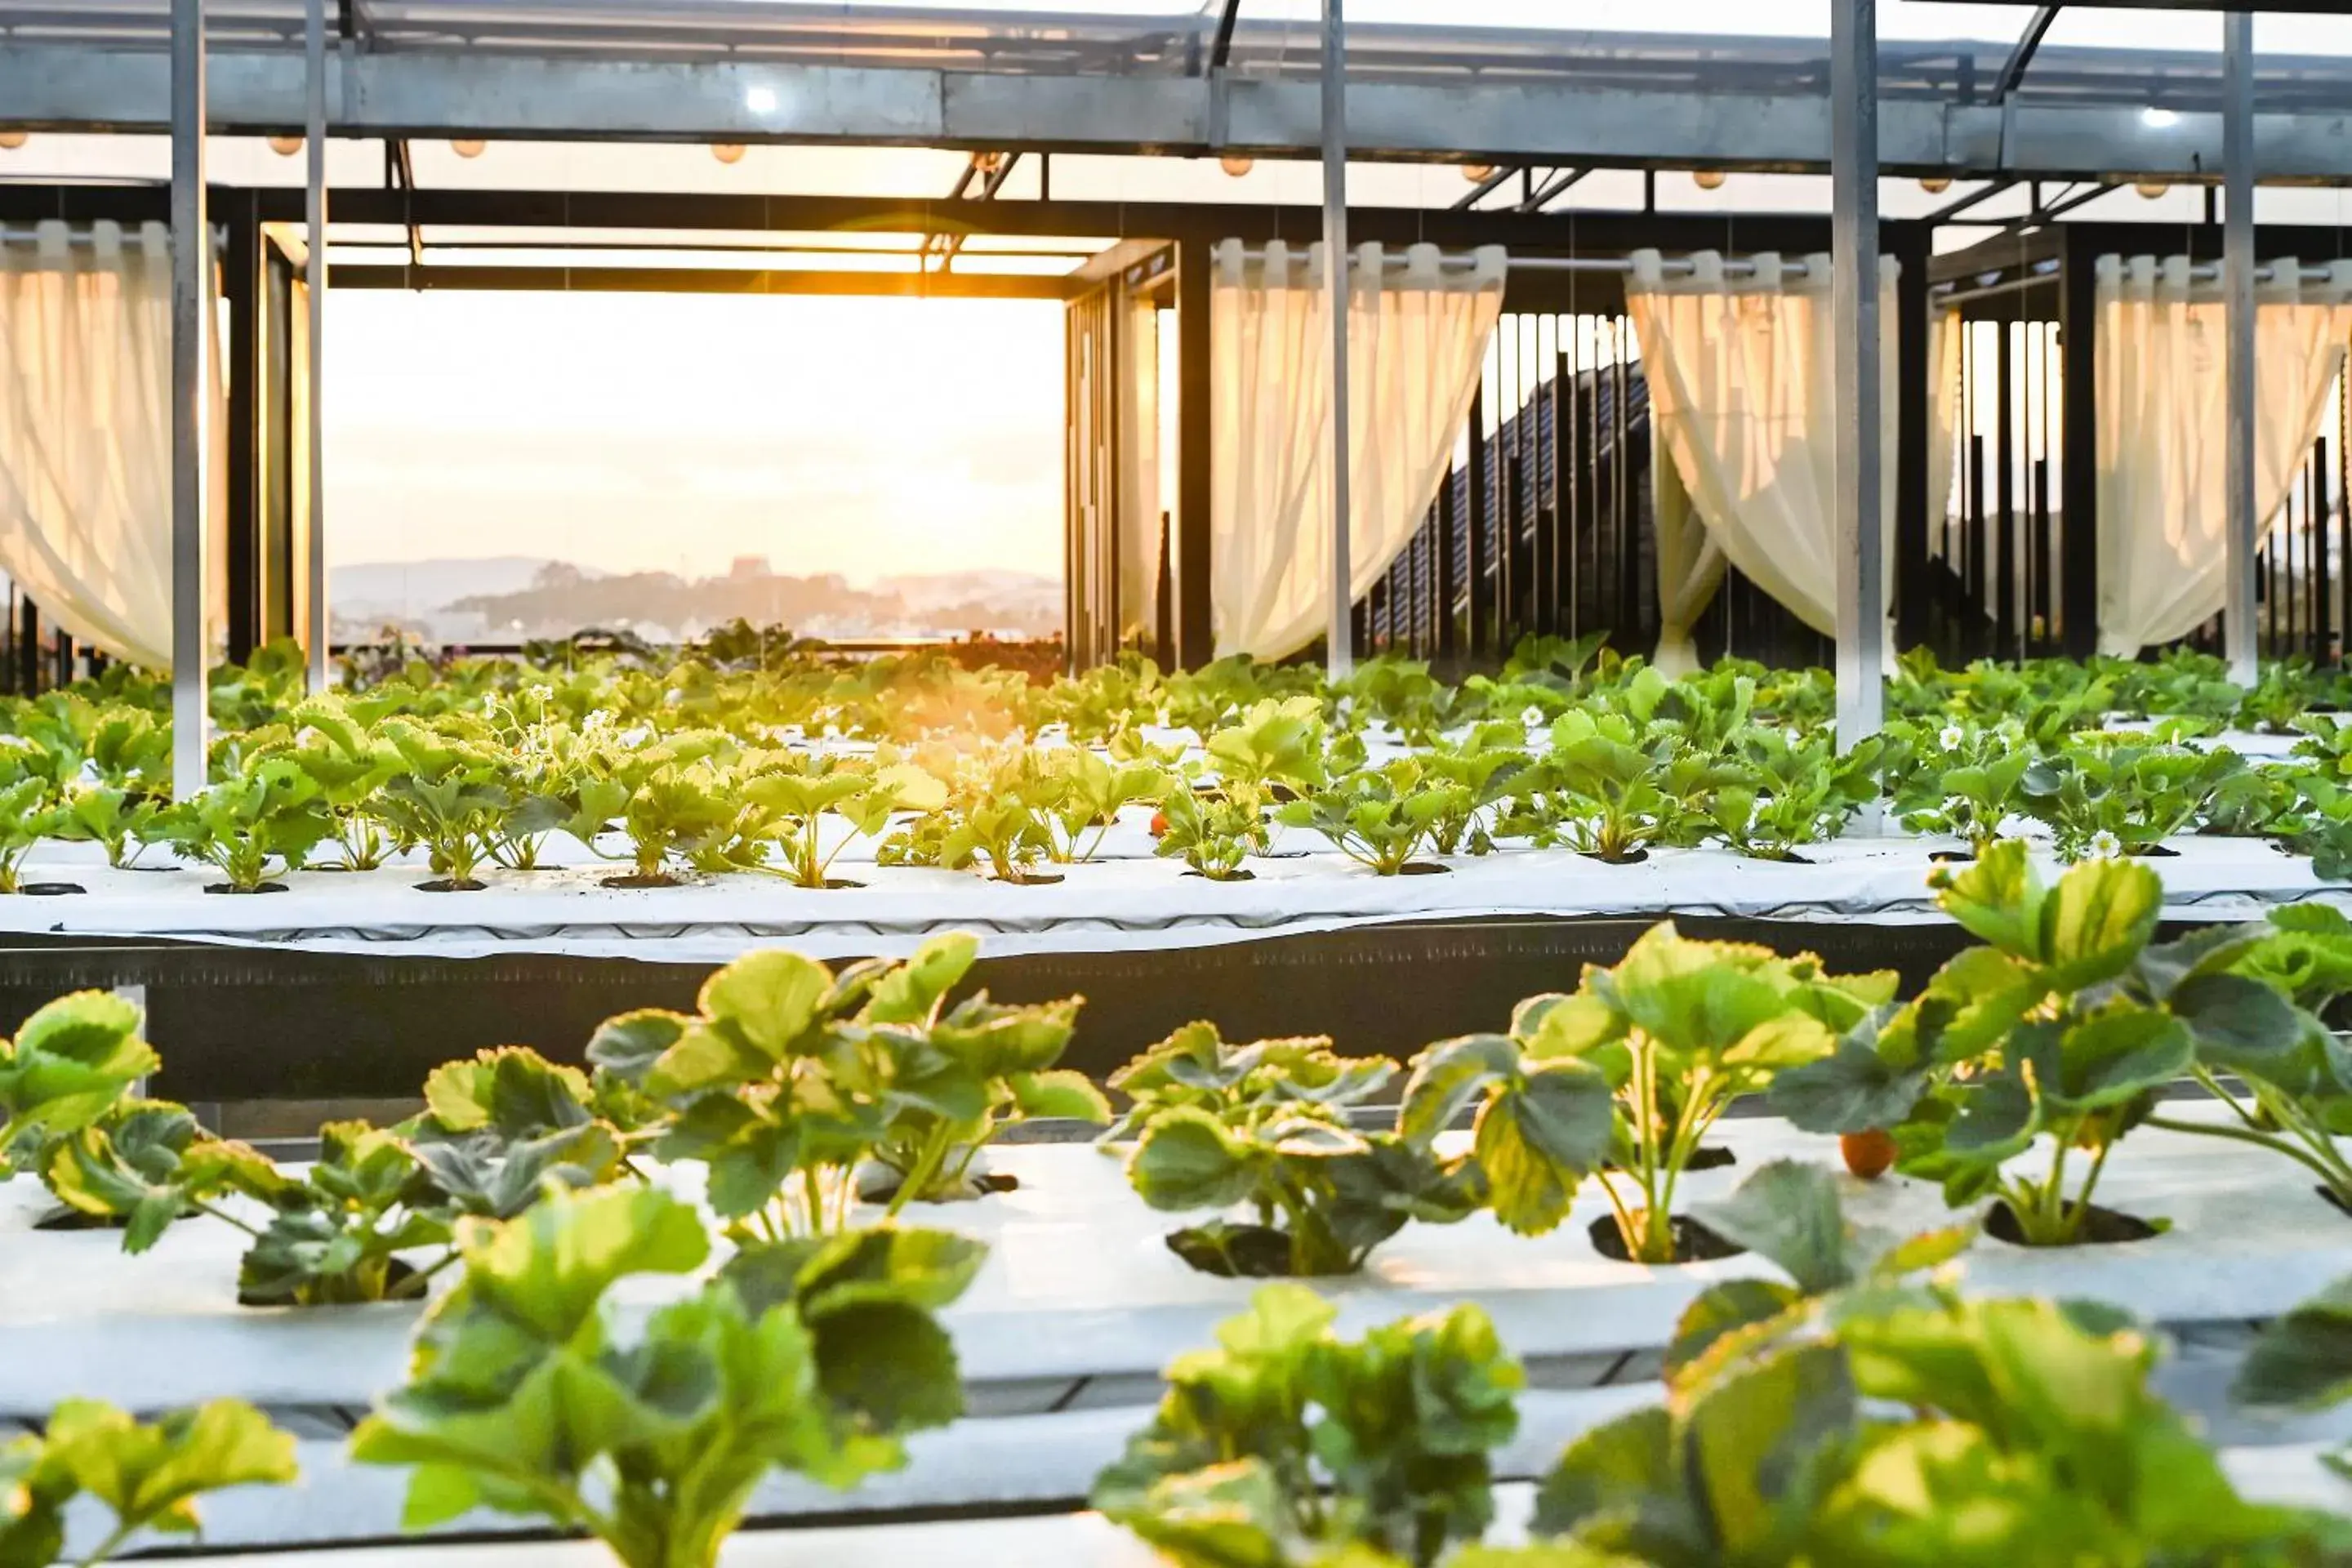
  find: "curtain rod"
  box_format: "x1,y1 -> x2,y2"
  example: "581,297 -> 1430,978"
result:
1929,259 -> 2339,298
0,225 -> 221,248
1228,247 -> 1816,278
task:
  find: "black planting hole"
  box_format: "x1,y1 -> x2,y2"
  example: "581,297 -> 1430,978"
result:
1588,1213 -> 1746,1264
1984,1199 -> 2162,1247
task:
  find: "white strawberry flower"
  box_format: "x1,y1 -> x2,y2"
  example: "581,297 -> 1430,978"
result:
2089,830 -> 2123,859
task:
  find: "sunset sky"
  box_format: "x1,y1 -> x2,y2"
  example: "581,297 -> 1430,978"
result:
322,290 -> 1067,585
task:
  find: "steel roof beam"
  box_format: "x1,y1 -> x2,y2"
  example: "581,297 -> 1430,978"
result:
9,47 -> 2352,180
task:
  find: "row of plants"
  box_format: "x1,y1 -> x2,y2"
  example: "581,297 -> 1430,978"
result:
0,932 -> 1097,1303
8,844 -> 2352,1317
1094,1164 -> 2352,1566
19,1159 -> 2352,1568
1111,840 -> 2352,1268
11,642 -> 2352,893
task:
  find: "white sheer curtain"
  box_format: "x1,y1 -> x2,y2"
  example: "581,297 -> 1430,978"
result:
0,219 -> 224,671
1116,294 -> 1161,640
1628,249 -> 1899,669
1210,239 -> 1505,660
2095,253 -> 2352,655
1927,306 -> 1962,568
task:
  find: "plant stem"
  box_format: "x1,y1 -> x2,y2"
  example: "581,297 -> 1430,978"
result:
189,1198 -> 262,1238
885,1125 -> 956,1220
2062,1134 -> 2115,1245
2148,1111 -> 2348,1191
74,1521 -> 135,1568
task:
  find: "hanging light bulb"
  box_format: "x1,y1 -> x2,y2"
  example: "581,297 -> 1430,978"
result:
1691,168 -> 1726,190
1219,154 -> 1255,178
2136,178 -> 2170,200
1462,163 -> 1496,183
450,138 -> 487,158
1919,175 -> 1953,194
0,131 -> 26,150
710,143 -> 746,165
268,134 -> 304,158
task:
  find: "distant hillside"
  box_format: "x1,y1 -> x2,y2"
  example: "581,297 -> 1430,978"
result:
333,556 -> 1061,644
332,558 -> 596,623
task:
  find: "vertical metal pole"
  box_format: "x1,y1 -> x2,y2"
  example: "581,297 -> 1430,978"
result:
2223,11 -> 2259,685
170,0 -> 209,798
305,0 -> 330,689
1832,0 -> 1884,749
1320,0 -> 1352,678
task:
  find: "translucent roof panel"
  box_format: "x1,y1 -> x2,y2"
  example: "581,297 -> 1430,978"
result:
6,2 -> 2351,91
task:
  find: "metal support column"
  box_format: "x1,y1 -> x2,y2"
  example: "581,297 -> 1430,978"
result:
223,191 -> 261,662
1320,0 -> 1352,678
1173,240 -> 1214,669
170,0 -> 208,799
1891,222 -> 1931,650
305,0 -> 330,689
2059,227 -> 2100,657
1832,0 -> 1883,746
2224,11 -> 2259,684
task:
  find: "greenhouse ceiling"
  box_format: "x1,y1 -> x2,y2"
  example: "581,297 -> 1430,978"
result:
3,2 -> 2352,179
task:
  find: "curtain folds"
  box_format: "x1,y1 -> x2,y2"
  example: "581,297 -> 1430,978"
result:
0,219 -> 224,671
1627,249 -> 1899,669
1116,292 -> 1161,640
1210,239 -> 1505,661
2094,253 -> 2352,656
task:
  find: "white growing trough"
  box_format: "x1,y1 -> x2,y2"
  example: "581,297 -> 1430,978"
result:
7,1107 -> 2352,1418
0,826 -> 2335,964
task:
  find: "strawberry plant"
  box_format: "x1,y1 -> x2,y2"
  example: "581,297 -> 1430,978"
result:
154,757 -> 334,892
1516,924 -> 1894,1263
1709,727 -> 1884,862
0,991 -> 159,1174
1396,1023 -> 1615,1238
1276,761 -> 1468,875
0,766 -> 69,893
1027,746 -> 1168,864
590,938 -> 1078,1236
1845,844 -> 2194,1246
1094,1285 -> 1522,1568
1534,1287 -> 2352,1565
1152,783 -> 1260,880
368,718 -> 519,890
41,1100 -> 283,1253
286,700 -> 403,871
1124,1095 -> 1479,1276
1,1399 -> 296,1568
352,1185 -> 975,1568
56,783 -> 168,871
844,932 -> 1100,1203
753,756 -> 944,888
1104,1021 -> 1395,1144
2020,737 -> 2248,860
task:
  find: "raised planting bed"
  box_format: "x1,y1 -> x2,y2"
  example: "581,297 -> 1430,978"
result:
0,831 -> 2333,966
0,914 -> 1990,1104
50,1457 -> 2352,1568
9,1106 -> 2351,1418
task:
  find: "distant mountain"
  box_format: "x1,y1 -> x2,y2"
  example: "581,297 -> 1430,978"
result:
332,558 -> 599,621
334,556 -> 1061,644
878,570 -> 1058,613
